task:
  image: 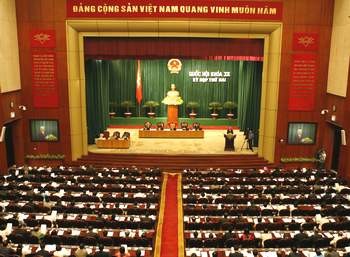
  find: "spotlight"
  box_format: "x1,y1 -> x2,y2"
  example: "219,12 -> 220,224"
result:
320,109 -> 328,115
18,105 -> 27,111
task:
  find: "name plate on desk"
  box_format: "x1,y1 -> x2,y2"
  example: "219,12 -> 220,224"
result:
139,129 -> 204,138
95,139 -> 130,149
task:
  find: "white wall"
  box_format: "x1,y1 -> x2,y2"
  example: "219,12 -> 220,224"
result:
0,0 -> 21,93
327,0 -> 350,97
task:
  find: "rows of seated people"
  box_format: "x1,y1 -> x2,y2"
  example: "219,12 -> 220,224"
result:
0,165 -> 162,257
97,131 -> 131,140
182,168 -> 350,257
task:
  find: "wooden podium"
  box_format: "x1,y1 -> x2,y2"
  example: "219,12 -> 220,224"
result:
167,105 -> 178,125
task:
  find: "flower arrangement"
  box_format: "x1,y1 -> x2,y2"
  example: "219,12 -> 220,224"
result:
25,154 -> 65,160
280,157 -> 316,163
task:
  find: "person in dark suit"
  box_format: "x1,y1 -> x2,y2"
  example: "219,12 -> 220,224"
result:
253,250 -> 262,257
135,249 -> 142,257
247,129 -> 255,151
288,247 -> 302,257
314,248 -> 324,257
114,246 -> 130,257
35,242 -> 52,257
192,122 -> 201,131
181,122 -> 189,130
121,132 -> 130,140
94,244 -> 111,257
229,246 -> 244,257
0,241 -> 16,256
310,230 -> 323,246
227,127 -> 234,134
86,226 -> 99,239
293,229 -> 308,247
325,246 -> 340,257
143,121 -> 152,130
111,131 -> 120,139
156,122 -> 164,130
224,132 -> 236,151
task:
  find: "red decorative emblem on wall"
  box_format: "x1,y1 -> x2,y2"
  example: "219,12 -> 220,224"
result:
31,30 -> 56,48
293,32 -> 318,51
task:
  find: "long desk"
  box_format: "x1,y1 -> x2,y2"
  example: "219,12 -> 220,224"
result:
139,129 -> 204,138
95,138 -> 130,149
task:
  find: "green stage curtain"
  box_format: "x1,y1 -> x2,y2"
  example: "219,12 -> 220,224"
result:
85,60 -> 110,144
85,59 -> 262,144
237,61 -> 263,138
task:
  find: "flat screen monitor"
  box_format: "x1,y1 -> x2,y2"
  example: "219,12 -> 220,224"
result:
30,119 -> 59,142
287,122 -> 317,145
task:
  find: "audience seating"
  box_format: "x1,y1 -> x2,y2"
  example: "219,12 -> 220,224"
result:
182,168 -> 350,257
1,165 -> 350,257
0,165 -> 161,257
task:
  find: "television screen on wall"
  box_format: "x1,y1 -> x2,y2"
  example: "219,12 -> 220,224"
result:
287,122 -> 317,145
30,119 -> 59,142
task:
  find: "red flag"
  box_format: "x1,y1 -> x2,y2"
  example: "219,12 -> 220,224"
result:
136,60 -> 142,105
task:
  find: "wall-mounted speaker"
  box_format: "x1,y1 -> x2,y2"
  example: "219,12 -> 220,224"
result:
341,129 -> 347,146
0,126 -> 6,143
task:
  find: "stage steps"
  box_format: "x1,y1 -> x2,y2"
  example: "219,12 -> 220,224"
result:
74,153 -> 272,170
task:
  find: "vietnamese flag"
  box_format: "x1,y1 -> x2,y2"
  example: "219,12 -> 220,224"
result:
136,60 -> 142,105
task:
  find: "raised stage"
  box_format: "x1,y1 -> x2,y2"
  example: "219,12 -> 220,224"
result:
89,128 -> 254,155
80,128 -> 271,170
139,129 -> 204,138
110,117 -> 238,127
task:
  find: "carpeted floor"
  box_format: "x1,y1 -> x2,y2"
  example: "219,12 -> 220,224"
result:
154,173 -> 184,257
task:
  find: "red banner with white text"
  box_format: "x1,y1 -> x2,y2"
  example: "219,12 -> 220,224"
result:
288,54 -> 317,111
67,0 -> 282,20
31,29 -> 59,108
31,52 -> 59,108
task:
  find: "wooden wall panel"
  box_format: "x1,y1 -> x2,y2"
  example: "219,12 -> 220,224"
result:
275,0 -> 334,167
14,0 -> 341,172
323,58 -> 350,176
15,0 -> 69,165
0,91 -> 25,173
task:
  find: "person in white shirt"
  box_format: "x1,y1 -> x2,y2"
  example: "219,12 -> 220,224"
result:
53,245 -> 68,257
330,232 -> 345,247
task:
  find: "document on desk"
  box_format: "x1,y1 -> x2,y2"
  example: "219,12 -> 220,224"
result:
72,229 -> 80,236
242,250 -> 254,257
273,232 -> 282,238
201,252 -> 208,257
107,231 -> 114,237
187,250 -> 201,257
45,245 -> 56,251
261,252 -> 277,257
324,232 -> 333,238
